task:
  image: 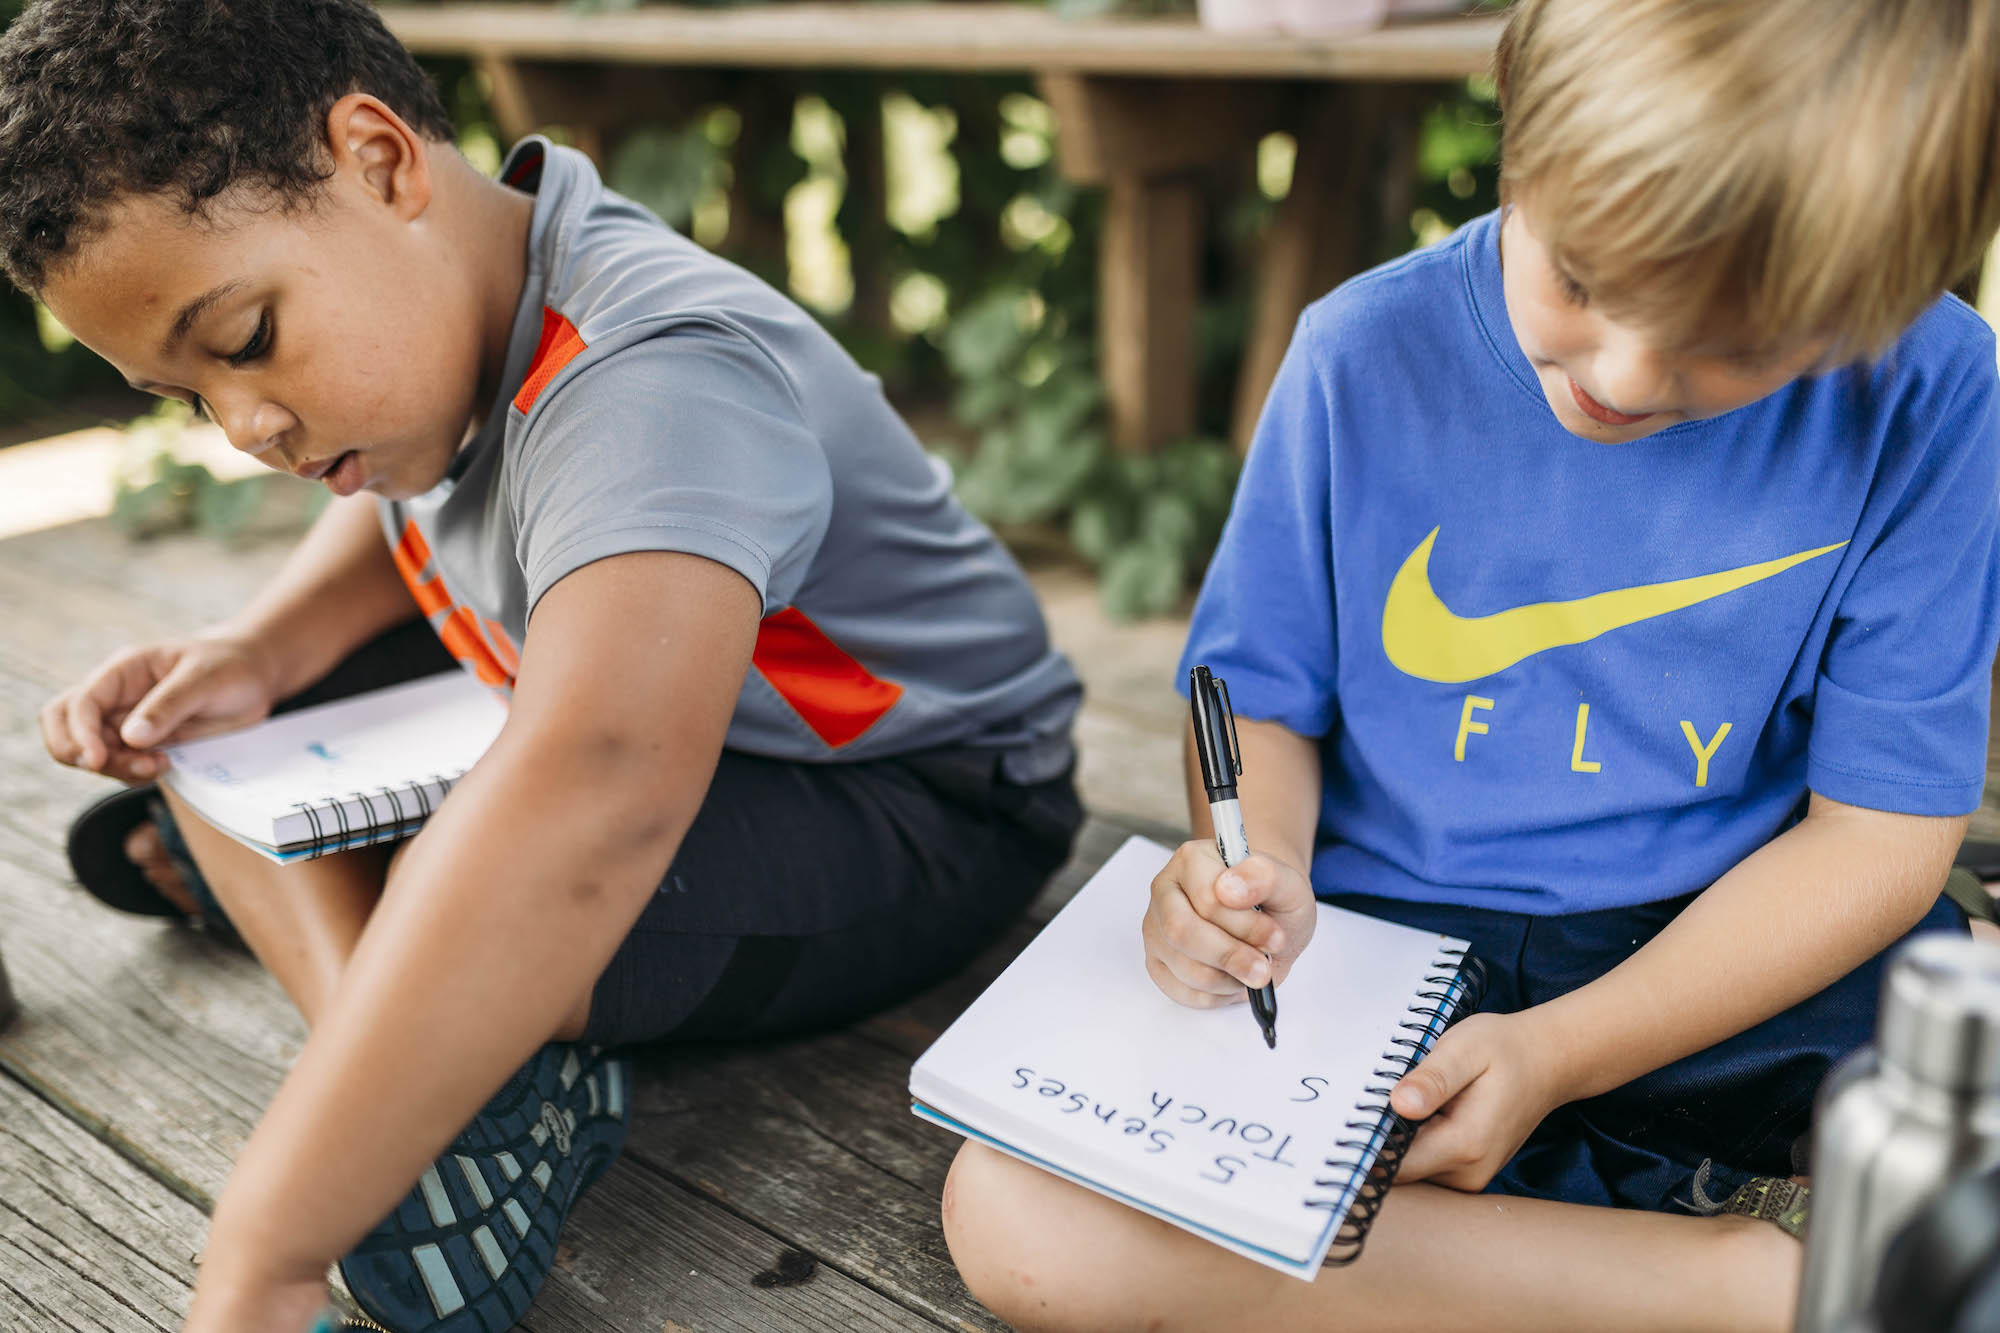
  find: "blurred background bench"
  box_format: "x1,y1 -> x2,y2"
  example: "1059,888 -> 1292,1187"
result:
378,3 -> 1501,452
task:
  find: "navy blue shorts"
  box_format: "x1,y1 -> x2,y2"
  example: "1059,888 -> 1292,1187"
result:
1319,886 -> 1969,1212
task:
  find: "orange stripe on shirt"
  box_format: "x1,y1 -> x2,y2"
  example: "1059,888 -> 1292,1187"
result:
513,308 -> 587,414
438,605 -> 515,688
391,520 -> 520,686
753,607 -> 903,748
392,521 -> 452,618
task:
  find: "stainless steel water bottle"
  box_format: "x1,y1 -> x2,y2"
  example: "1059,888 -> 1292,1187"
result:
1795,934 -> 2000,1333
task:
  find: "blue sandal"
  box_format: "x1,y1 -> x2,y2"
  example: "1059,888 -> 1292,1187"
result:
64,786 -> 243,947
339,1042 -> 632,1332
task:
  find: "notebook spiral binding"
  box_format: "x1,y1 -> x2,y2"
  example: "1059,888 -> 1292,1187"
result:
291,771 -> 466,858
1307,944 -> 1490,1267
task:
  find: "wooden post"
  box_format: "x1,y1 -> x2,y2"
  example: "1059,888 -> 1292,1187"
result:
833,81 -> 894,336
721,74 -> 797,284
1102,174 -> 1203,452
1232,84 -> 1374,451
472,55 -> 716,170
1039,74 -> 1283,452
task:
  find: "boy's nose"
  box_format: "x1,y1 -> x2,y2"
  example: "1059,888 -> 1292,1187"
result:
1591,336 -> 1678,417
218,398 -> 292,459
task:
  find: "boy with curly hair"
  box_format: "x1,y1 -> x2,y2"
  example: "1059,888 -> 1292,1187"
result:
16,1 -> 1081,1330
943,2 -> 2000,1330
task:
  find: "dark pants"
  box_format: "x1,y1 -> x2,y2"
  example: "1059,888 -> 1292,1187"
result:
278,619 -> 1082,1048
1322,886 -> 1968,1212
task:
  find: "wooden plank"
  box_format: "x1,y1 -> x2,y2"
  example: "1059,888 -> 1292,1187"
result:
0,516 -> 1165,1333
473,57 -> 723,167
462,1163 -> 948,1333
383,4 -> 1502,81
1232,83 -> 1380,450
626,1035 -> 1004,1333
0,1073 -> 207,1333
1038,74 -> 1284,183
0,748 -> 952,1333
1101,173 -> 1201,451
0,522 -> 954,1332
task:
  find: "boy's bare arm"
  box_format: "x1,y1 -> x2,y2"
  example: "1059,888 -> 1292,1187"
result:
216,492 -> 418,698
1182,716 -> 1320,874
1528,795 -> 1966,1105
192,548 -> 759,1289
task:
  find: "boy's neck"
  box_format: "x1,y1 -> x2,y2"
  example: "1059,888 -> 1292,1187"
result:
431,147 -> 537,441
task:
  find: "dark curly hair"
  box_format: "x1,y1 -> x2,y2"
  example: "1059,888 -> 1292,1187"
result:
0,0 -> 454,292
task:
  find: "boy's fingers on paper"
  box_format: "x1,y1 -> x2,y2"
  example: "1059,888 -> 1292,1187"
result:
120,656 -> 203,748
59,648 -> 162,767
38,692 -> 88,767
120,650 -> 263,748
62,690 -> 116,771
101,744 -> 165,784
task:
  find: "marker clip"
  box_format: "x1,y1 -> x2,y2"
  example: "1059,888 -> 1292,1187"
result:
1189,666 -> 1243,793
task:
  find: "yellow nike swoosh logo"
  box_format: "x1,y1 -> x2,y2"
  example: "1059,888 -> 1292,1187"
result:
1382,528 -> 1846,684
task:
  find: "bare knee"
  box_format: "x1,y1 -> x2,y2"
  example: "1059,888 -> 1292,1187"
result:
941,1143 -> 1044,1325
1708,1213 -> 1803,1333
942,1142 -> 1108,1333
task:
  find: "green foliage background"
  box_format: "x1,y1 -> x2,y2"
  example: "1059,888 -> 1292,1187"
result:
0,0 -> 127,421
566,70 -> 1501,615
0,0 -> 1502,617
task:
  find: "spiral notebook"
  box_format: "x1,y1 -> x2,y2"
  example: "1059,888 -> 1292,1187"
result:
910,835 -> 1485,1278
160,671 -> 507,863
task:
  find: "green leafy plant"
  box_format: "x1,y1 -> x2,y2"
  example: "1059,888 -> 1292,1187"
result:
934,285 -> 1238,619
109,403 -> 327,543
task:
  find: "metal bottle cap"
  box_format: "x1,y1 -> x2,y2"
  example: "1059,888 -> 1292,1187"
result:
1879,935 -> 2000,1092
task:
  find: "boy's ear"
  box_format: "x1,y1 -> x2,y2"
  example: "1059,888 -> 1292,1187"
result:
324,93 -> 433,221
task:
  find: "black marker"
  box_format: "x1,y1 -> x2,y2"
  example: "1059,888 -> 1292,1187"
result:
1189,665 -> 1278,1049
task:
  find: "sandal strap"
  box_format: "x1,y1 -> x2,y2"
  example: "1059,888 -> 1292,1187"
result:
1943,866 -> 1998,926
1721,1177 -> 1811,1238
142,794 -> 243,947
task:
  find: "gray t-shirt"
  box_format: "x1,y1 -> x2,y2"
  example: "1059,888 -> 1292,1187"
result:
382,138 -> 1079,781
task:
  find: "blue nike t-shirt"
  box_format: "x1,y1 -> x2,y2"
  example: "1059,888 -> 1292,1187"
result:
1180,209 -> 2000,915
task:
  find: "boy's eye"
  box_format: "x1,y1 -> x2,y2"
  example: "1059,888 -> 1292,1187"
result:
1554,267 -> 1590,307
189,394 -> 211,422
226,311 -> 271,367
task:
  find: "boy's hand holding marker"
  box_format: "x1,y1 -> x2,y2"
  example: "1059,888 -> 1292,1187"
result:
1183,664 -> 1284,1045
1142,840 -> 1316,1011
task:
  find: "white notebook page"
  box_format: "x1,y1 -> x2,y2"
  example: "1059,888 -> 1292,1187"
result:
161,671 -> 507,853
911,835 -> 1468,1277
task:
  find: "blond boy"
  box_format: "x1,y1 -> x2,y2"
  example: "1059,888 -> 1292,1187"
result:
942,3 -> 2000,1329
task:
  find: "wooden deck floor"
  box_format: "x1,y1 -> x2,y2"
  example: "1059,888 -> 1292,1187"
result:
7,457 -> 2000,1331
0,506 -> 1187,1332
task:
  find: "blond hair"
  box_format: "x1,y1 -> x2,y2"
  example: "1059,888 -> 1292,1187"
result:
1495,0 -> 2000,363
